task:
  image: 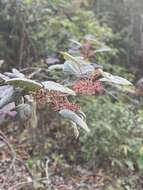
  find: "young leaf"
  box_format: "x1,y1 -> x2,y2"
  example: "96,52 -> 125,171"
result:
6,78 -> 42,92
42,81 -> 76,96
59,109 -> 90,132
60,52 -> 80,66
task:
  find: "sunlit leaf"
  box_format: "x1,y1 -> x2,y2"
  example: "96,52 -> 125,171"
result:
100,72 -> 132,85
6,78 -> 42,92
59,109 -> 90,132
42,81 -> 76,96
60,52 -> 81,67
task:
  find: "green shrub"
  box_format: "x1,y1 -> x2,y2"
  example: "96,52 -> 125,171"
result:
80,96 -> 135,170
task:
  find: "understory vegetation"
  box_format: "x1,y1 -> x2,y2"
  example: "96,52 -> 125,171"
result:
0,0 -> 143,190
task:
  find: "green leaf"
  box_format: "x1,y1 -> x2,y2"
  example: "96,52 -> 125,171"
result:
42,81 -> 76,96
59,109 -> 90,132
100,72 -> 132,85
48,64 -> 64,71
6,78 -> 42,92
60,52 -> 83,69
63,60 -> 80,75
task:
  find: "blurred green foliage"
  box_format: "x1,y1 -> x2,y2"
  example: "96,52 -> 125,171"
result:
79,96 -> 143,172
0,1 -> 143,188
0,0 -> 114,69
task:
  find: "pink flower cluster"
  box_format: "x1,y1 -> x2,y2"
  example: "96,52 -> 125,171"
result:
50,101 -> 80,112
36,88 -> 80,111
72,80 -> 103,96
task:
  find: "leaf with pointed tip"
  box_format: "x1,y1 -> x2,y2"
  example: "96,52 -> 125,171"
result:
59,109 -> 90,132
60,52 -> 83,69
100,72 -> 132,85
61,52 -> 79,63
6,78 -> 42,92
42,81 -> 76,96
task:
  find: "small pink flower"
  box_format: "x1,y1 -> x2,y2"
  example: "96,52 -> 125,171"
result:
72,80 -> 103,96
50,102 -> 80,112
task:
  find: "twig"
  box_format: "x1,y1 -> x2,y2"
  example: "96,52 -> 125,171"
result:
28,68 -> 42,79
45,158 -> 52,190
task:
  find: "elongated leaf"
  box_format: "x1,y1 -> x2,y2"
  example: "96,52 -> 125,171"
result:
59,109 -> 90,132
42,81 -> 76,96
60,52 -> 80,66
48,64 -> 63,71
100,72 -> 132,85
6,78 -> 42,92
63,60 -> 80,75
63,60 -> 95,76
